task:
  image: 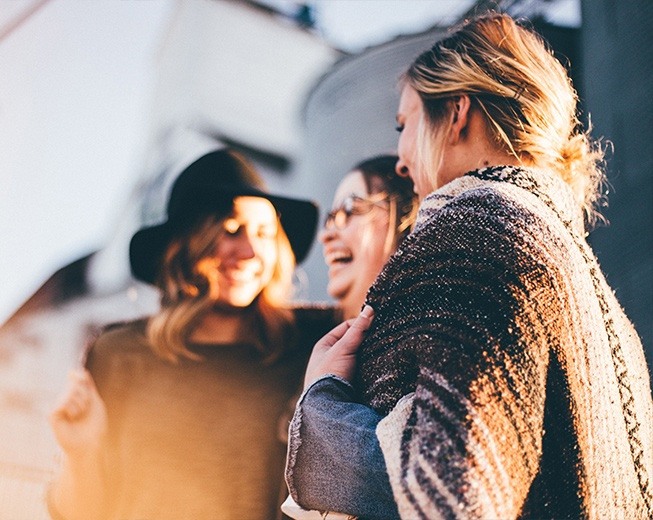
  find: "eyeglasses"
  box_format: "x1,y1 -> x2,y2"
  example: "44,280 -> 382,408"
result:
324,194 -> 390,230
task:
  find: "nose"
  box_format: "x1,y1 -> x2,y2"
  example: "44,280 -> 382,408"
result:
233,232 -> 256,259
319,224 -> 337,244
395,157 -> 410,178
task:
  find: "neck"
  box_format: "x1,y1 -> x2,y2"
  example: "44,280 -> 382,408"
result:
474,148 -> 523,170
455,139 -> 523,178
444,106 -> 526,185
341,294 -> 365,320
190,307 -> 254,344
341,304 -> 358,321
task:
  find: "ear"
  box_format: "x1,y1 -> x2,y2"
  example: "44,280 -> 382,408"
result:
447,95 -> 472,145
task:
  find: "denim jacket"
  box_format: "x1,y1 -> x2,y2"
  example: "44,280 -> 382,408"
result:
285,375 -> 399,520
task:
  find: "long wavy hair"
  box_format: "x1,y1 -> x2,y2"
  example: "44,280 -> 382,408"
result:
404,12 -> 606,227
146,211 -> 296,363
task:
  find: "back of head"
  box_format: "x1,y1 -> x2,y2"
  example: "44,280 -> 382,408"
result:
405,12 -> 605,226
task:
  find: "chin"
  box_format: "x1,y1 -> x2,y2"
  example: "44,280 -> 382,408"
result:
213,300 -> 251,311
327,281 -> 349,303
230,300 -> 255,308
216,291 -> 260,309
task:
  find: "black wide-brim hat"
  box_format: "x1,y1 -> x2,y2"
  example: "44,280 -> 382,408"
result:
129,149 -> 318,285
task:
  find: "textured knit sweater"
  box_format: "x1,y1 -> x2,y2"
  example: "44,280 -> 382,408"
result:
357,166 -> 653,519
81,306 -> 336,520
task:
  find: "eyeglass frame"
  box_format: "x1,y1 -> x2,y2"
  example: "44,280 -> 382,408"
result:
323,193 -> 392,230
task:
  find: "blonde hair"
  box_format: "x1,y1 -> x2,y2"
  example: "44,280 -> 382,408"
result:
404,12 -> 606,226
147,213 -> 296,363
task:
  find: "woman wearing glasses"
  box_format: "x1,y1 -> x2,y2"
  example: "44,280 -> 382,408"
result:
321,155 -> 417,320
281,156 -> 417,519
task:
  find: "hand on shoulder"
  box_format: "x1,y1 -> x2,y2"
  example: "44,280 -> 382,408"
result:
49,369 -> 108,457
303,305 -> 374,389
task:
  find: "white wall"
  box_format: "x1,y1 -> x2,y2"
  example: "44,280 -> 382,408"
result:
0,0 -> 579,323
0,0 -> 175,323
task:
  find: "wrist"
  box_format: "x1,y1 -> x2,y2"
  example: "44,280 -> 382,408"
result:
304,372 -> 353,392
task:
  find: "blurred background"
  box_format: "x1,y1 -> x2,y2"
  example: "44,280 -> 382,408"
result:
0,0 -> 651,517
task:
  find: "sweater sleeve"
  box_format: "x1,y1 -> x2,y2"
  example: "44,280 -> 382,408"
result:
377,363 -> 546,519
366,191 -> 555,519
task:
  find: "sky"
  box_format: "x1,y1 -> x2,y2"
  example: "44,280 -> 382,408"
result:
0,0 -> 579,324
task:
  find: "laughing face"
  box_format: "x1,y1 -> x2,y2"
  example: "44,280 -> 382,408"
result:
320,171 -> 393,319
196,196 -> 279,308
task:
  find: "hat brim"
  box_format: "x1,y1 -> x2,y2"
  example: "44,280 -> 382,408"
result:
129,187 -> 318,285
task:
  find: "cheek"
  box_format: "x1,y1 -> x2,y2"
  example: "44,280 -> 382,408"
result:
356,219 -> 391,264
402,123 -> 417,152
212,242 -> 229,263
398,132 -> 410,161
259,243 -> 278,277
344,221 -> 373,252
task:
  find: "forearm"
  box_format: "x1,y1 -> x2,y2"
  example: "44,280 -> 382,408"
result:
48,451 -> 107,520
286,375 -> 399,520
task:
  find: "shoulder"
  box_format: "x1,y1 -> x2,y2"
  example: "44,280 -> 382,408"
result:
415,167 -> 573,248
428,184 -> 530,228
93,318 -> 148,349
84,318 -> 153,399
86,318 -> 151,367
409,182 -> 553,265
373,179 -> 560,305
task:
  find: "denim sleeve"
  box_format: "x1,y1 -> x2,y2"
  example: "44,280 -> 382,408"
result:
285,375 -> 400,520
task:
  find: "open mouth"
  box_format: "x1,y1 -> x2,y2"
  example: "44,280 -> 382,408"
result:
325,250 -> 353,266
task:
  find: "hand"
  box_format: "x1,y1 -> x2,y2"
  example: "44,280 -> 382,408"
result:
49,369 -> 108,458
304,305 -> 374,388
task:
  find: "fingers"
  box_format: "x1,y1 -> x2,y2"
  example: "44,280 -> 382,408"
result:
331,305 -> 374,356
314,305 -> 375,353
51,369 -> 95,422
314,320 -> 356,350
304,306 -> 375,388
348,305 -> 374,333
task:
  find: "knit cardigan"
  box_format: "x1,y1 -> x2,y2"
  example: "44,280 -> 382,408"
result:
356,166 -> 653,519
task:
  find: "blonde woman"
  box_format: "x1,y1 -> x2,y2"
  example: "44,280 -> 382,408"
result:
48,150 -> 336,520
286,13 -> 653,520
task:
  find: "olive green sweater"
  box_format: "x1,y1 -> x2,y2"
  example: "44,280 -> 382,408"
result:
84,306 -> 335,520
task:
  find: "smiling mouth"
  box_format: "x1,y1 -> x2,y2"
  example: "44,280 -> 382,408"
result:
222,270 -> 260,283
325,251 -> 353,266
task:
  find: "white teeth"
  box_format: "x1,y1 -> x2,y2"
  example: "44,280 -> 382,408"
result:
325,250 -> 353,265
222,269 -> 258,282
231,274 -> 252,281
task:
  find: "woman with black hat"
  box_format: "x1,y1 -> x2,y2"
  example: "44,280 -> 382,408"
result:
47,149 -> 336,520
